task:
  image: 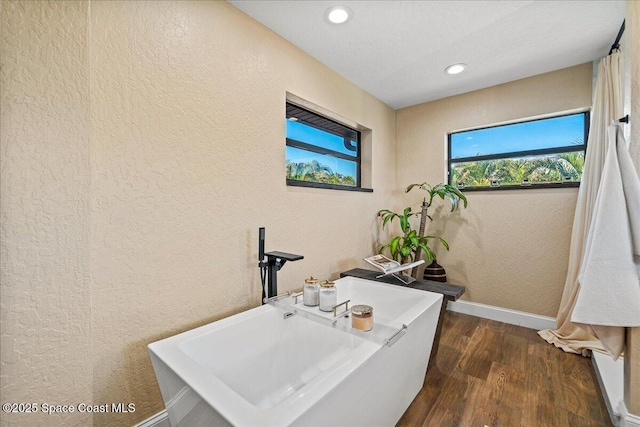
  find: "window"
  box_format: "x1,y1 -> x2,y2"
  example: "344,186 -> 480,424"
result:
286,102 -> 362,190
448,112 -> 589,190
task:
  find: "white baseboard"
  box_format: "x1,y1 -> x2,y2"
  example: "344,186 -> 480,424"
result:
592,351 -> 624,426
137,385 -> 200,427
619,401 -> 640,427
446,299 -> 556,330
135,410 -> 170,427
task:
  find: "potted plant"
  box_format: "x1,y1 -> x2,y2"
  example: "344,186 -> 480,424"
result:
377,182 -> 467,279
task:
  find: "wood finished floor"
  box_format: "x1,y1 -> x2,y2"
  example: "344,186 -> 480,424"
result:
398,311 -> 612,427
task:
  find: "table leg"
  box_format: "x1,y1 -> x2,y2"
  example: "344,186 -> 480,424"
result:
426,298 -> 448,376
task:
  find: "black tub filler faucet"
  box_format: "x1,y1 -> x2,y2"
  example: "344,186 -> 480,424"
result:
258,227 -> 303,304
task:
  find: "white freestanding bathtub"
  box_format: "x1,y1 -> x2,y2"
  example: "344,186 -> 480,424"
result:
148,276 -> 443,426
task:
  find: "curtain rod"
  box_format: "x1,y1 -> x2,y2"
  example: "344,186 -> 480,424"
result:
609,19 -> 625,55
609,19 -> 629,125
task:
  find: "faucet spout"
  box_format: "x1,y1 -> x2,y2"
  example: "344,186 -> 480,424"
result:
257,228 -> 304,304
264,251 -> 303,303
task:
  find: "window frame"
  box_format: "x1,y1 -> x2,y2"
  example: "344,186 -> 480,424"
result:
447,111 -> 590,191
286,102 -> 370,192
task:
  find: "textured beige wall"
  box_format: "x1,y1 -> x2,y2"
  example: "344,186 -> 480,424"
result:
396,64 -> 592,318
624,0 -> 640,417
0,1 -> 93,426
2,1 -> 396,426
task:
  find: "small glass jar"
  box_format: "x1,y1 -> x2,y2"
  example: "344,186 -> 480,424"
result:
351,305 -> 373,332
319,280 -> 337,312
303,276 -> 320,306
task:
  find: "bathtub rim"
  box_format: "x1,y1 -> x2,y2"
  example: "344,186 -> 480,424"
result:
333,276 -> 443,326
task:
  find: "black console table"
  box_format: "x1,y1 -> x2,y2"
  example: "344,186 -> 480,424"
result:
340,268 -> 465,371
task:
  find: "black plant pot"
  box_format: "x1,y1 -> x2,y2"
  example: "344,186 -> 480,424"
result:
423,260 -> 447,282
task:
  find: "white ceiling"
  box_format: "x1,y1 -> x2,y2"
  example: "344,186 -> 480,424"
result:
229,1 -> 626,109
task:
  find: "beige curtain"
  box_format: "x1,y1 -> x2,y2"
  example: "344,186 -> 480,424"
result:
538,52 -> 623,356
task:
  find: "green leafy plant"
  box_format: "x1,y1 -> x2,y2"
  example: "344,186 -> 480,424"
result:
378,207 -> 448,265
377,182 -> 468,278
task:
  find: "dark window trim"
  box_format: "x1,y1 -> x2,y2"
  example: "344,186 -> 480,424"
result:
286,102 -> 360,143
450,145 -> 585,164
286,138 -> 358,162
459,182 -> 580,192
286,102 -> 363,189
286,179 -> 373,192
447,111 -> 590,190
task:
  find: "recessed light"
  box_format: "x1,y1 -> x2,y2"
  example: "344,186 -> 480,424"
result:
445,63 -> 467,75
325,6 -> 352,24
288,117 -> 299,121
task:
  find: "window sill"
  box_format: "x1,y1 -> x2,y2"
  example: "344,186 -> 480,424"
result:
286,179 -> 373,193
455,182 -> 580,192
